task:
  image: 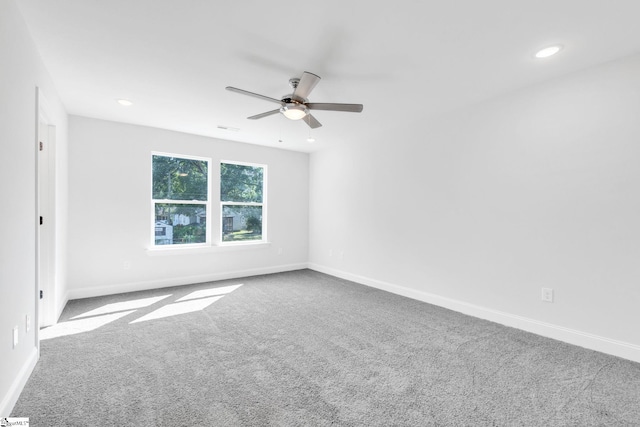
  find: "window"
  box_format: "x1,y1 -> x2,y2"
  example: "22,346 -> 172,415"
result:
152,153 -> 210,246
220,162 -> 266,243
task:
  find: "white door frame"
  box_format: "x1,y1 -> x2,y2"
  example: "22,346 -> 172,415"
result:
36,87 -> 57,333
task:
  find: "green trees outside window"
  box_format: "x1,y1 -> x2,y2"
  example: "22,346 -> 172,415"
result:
151,155 -> 265,246
152,154 -> 209,246
221,162 -> 265,242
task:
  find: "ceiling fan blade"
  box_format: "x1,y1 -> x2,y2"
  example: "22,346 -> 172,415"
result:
226,86 -> 284,105
293,71 -> 321,100
306,103 -> 363,113
302,114 -> 322,129
247,109 -> 281,120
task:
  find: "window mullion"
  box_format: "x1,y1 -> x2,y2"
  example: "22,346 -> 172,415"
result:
154,199 -> 207,205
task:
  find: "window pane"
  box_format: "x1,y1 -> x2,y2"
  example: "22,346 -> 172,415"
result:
153,155 -> 208,201
220,163 -> 263,203
155,203 -> 206,245
222,205 -> 262,242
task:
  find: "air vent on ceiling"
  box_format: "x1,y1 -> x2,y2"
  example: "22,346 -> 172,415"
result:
217,125 -> 240,132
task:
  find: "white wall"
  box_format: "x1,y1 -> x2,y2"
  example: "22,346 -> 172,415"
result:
0,0 -> 68,415
309,53 -> 640,362
67,116 -> 309,297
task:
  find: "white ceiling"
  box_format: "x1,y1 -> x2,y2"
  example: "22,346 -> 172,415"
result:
16,0 -> 640,153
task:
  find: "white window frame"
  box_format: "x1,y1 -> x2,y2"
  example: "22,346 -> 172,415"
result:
220,160 -> 267,245
151,152 -> 212,248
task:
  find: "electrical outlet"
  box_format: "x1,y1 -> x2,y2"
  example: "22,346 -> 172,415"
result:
123,261 -> 131,270
13,326 -> 19,348
338,250 -> 344,259
541,288 -> 554,303
277,247 -> 283,256
329,249 -> 333,257
26,315 -> 31,333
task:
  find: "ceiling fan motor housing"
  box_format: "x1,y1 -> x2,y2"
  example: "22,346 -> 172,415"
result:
280,78 -> 308,119
286,78 -> 308,103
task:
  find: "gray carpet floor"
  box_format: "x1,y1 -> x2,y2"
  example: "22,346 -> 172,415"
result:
12,269 -> 640,426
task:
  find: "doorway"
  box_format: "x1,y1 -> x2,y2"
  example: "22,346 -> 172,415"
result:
37,88 -> 56,330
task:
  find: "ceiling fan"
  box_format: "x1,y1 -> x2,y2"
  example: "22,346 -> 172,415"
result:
225,71 -> 363,129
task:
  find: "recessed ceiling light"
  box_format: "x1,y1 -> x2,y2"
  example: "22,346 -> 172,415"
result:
307,137 -> 316,143
117,99 -> 133,106
535,45 -> 562,59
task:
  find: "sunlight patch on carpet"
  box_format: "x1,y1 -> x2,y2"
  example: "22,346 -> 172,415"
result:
71,295 -> 172,319
177,284 -> 243,302
129,296 -> 224,323
41,310 -> 136,340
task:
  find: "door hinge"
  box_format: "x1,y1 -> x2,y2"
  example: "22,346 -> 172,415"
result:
39,141 -> 44,151
40,290 -> 44,299
39,216 -> 43,225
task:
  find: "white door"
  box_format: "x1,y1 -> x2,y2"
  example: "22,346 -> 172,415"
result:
37,103 -> 56,328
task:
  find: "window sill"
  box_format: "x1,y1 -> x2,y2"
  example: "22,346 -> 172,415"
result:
146,241 -> 272,256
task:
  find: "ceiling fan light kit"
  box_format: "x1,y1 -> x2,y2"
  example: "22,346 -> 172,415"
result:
226,71 -> 363,129
280,103 -> 308,120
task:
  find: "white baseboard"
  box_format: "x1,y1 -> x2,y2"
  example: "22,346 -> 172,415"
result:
67,263 -> 308,300
0,347 -> 38,417
308,263 -> 640,364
